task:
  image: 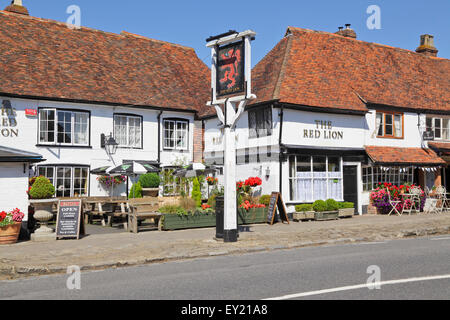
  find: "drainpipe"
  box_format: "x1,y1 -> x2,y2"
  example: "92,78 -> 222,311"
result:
278,105 -> 284,194
157,111 -> 163,165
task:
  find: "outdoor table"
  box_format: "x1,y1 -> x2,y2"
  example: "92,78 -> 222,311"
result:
84,199 -> 129,227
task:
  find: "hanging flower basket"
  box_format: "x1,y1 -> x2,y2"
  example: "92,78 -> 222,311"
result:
97,175 -> 127,188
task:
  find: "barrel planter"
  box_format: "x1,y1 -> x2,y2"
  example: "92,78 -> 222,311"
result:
314,211 -> 339,221
161,208 -> 268,231
142,188 -> 159,198
0,223 -> 21,245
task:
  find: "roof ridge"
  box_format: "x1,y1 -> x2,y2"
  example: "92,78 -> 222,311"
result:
0,10 -> 194,51
287,26 -> 449,61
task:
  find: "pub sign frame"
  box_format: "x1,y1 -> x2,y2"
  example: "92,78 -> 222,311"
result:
216,40 -> 245,97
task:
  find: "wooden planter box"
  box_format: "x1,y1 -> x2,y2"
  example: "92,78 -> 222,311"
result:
293,211 -> 315,221
237,208 -> 268,224
338,208 -> 355,218
161,208 -> 268,231
314,211 -> 339,221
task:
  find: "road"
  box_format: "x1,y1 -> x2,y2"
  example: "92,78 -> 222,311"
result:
1,236 -> 449,300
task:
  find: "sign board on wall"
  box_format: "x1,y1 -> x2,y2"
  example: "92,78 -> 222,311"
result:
217,40 -> 245,97
0,100 -> 18,138
423,131 -> 435,141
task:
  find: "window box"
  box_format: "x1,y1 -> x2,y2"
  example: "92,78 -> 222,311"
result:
293,211 -> 315,221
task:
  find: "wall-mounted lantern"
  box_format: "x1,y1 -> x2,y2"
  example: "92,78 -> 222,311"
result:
101,133 -> 119,156
265,167 -> 271,179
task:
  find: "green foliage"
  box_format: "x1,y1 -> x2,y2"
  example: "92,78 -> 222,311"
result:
28,176 -> 55,199
338,202 -> 355,209
191,177 -> 202,208
259,195 -> 271,206
138,173 -> 160,188
207,194 -> 217,209
312,200 -> 327,212
128,182 -> 143,199
158,205 -> 187,216
325,199 -> 339,211
295,204 -> 313,212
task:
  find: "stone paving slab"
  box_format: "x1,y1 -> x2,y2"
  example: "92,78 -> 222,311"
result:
1,214 -> 450,280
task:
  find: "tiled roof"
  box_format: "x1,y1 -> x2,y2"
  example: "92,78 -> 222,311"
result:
365,146 -> 445,166
428,142 -> 450,156
0,11 -> 210,114
250,27 -> 450,114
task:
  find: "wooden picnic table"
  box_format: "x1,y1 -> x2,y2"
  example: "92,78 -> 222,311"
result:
83,197 -> 129,229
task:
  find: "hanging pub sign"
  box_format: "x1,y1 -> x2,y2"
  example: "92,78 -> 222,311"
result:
423,131 -> 435,141
217,40 -> 245,97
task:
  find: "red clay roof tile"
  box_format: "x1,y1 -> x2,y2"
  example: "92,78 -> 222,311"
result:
0,11 -> 211,114
365,145 -> 445,165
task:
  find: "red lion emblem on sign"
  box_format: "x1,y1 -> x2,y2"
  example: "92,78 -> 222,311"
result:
219,48 -> 241,89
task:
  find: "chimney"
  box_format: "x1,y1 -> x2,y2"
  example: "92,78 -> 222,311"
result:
416,34 -> 438,57
335,24 -> 357,39
4,0 -> 29,16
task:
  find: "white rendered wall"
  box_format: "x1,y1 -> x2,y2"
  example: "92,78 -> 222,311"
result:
0,97 -> 195,200
0,163 -> 29,220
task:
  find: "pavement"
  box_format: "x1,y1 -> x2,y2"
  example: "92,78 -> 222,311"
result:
1,214 -> 450,280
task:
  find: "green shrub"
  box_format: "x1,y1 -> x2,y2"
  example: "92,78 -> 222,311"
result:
339,202 -> 354,209
295,204 -> 313,212
138,173 -> 160,188
325,199 -> 339,211
259,195 -> 271,206
191,177 -> 202,208
29,176 -> 55,199
312,200 -> 327,212
129,182 -> 143,199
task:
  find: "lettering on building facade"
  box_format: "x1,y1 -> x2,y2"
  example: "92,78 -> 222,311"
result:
1,100 -> 18,138
303,120 -> 344,140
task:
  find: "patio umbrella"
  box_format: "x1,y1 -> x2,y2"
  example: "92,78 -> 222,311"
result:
106,162 -> 159,198
173,164 -> 218,178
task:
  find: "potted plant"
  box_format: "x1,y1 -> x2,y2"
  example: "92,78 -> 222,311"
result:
0,208 -> 25,245
313,199 -> 339,221
139,173 -> 160,197
28,176 -> 56,236
294,204 -> 315,221
338,202 -> 355,218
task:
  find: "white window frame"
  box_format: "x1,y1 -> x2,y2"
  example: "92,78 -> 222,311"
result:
37,166 -> 89,198
289,155 -> 344,202
38,109 -> 90,146
113,115 -> 142,149
426,116 -> 450,141
362,166 -> 414,191
163,119 -> 189,151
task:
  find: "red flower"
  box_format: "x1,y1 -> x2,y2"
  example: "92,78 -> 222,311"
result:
0,211 -> 7,222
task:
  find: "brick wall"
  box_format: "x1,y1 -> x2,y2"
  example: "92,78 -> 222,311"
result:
193,120 -> 204,163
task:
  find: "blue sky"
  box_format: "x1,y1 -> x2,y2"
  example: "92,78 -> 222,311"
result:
5,0 -> 449,66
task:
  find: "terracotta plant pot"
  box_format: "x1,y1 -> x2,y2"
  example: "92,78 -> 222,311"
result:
0,222 -> 21,245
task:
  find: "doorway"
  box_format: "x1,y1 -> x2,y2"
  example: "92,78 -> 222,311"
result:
343,166 -> 358,215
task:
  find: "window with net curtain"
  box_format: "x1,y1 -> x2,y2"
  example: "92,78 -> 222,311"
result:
376,112 -> 403,138
114,115 -> 142,148
248,106 -> 272,138
39,109 -> 89,146
289,155 -> 343,202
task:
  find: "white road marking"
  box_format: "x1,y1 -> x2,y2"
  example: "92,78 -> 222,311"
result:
350,241 -> 388,245
430,237 -> 450,241
264,274 -> 450,300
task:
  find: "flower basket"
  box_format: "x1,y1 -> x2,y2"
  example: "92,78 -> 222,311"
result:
0,222 -> 21,245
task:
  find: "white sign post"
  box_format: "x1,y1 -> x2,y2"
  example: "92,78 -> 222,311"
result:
206,30 -> 256,242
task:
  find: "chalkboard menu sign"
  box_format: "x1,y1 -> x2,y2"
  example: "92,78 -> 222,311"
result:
267,192 -> 289,225
56,200 -> 83,240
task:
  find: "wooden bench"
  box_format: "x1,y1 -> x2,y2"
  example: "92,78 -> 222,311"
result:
127,198 -> 161,233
